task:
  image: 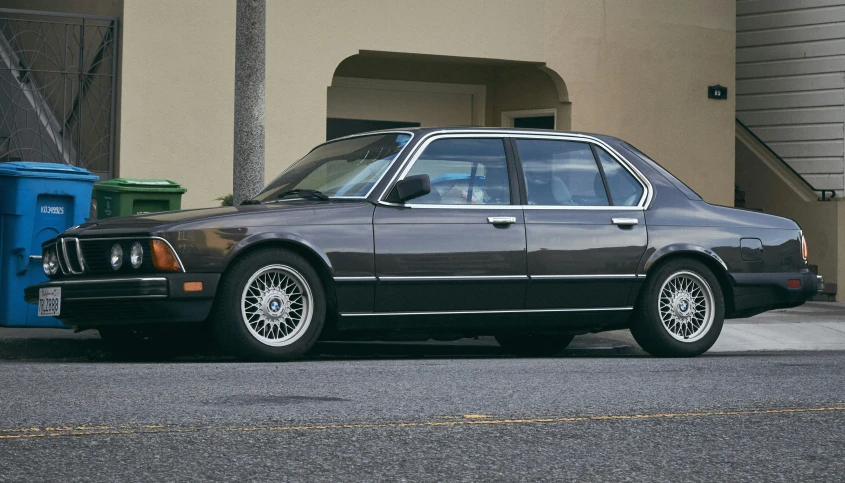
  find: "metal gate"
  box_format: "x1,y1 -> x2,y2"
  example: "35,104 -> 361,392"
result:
0,8 -> 117,180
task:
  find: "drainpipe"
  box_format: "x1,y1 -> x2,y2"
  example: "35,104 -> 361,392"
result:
232,0 -> 266,205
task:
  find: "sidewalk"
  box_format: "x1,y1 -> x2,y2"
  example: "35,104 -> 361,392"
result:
567,302 -> 845,353
1,302 -> 844,359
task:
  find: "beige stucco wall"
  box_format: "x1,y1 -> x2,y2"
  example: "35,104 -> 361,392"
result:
118,0 -> 236,207
262,0 -> 736,208
71,0 -> 734,208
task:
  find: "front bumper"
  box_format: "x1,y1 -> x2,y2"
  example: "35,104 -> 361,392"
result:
24,273 -> 220,326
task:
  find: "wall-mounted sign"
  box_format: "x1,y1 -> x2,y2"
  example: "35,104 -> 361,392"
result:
708,84 -> 728,100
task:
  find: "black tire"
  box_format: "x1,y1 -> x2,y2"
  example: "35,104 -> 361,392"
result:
211,248 -> 326,361
495,333 -> 575,357
631,258 -> 725,357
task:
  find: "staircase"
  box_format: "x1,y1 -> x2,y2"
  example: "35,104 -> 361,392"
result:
735,119 -> 840,300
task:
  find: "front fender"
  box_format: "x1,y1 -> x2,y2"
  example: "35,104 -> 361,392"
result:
222,232 -> 334,275
642,243 -> 729,273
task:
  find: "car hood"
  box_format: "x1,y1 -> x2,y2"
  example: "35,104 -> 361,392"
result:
64,200 -> 375,237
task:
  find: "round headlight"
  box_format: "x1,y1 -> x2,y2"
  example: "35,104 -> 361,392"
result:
110,243 -> 123,270
130,242 -> 144,269
42,249 -> 59,276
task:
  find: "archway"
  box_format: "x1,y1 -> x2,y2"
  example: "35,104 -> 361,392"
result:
326,52 -> 569,140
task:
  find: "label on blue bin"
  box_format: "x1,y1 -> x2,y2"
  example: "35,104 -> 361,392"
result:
40,205 -> 65,215
35,195 -> 72,227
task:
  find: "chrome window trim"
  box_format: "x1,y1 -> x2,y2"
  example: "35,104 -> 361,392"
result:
378,133 -> 513,208
341,306 -> 634,317
266,130 -> 415,201
380,203 -> 523,210
511,134 -> 652,208
72,236 -> 187,273
376,129 -> 654,210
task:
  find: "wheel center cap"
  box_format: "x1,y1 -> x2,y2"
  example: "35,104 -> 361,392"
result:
672,292 -> 692,318
262,292 -> 287,318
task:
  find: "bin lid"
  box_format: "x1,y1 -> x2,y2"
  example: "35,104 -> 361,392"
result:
93,178 -> 187,193
0,161 -> 98,181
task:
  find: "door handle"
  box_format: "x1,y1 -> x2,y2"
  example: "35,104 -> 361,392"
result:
487,216 -> 517,225
612,218 -> 639,226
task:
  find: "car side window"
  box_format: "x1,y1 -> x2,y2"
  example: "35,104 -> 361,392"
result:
404,138 -> 511,205
594,147 -> 644,206
516,139 -> 609,206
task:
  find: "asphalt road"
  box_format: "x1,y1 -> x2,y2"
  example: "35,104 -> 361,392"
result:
1,349 -> 843,482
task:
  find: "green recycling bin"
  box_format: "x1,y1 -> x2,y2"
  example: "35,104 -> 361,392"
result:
93,178 -> 187,218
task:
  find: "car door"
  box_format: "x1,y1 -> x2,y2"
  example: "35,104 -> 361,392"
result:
514,136 -> 648,310
373,135 -> 527,313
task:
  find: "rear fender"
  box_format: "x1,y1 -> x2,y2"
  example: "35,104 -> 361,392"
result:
642,244 -> 729,273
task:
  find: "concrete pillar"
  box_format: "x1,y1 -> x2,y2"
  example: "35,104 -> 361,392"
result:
233,0 -> 265,205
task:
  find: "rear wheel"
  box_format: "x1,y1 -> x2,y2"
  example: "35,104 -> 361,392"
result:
631,258 -> 725,357
212,248 -> 326,361
495,333 -> 574,357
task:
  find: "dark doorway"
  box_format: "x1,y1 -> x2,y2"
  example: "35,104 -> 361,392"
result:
326,118 -> 421,141
512,116 -> 555,130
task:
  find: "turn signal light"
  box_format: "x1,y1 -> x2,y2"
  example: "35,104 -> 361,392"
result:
183,282 -> 203,292
150,240 -> 181,272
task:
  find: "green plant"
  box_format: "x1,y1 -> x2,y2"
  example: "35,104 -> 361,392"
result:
215,194 -> 234,207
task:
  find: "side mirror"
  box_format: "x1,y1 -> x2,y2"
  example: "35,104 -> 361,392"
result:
393,174 -> 431,203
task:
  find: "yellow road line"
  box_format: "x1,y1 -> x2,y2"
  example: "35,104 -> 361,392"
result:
1,406 -> 843,441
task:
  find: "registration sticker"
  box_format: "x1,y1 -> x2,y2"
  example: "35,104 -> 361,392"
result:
38,287 -> 61,317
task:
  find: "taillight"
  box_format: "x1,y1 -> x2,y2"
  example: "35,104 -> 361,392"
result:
801,233 -> 808,261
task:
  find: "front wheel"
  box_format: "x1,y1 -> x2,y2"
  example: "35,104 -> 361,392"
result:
631,258 -> 725,357
212,248 -> 326,361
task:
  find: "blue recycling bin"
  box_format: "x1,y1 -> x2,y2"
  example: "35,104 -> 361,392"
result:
0,162 -> 98,327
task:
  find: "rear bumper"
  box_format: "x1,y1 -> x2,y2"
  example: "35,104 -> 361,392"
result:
24,273 -> 220,326
729,269 -> 822,318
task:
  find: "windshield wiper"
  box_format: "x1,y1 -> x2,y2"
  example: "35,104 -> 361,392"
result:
275,189 -> 330,201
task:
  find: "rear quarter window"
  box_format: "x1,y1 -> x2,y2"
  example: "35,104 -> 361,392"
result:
619,142 -> 702,201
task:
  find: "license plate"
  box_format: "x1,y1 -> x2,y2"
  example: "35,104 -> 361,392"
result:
38,287 -> 61,317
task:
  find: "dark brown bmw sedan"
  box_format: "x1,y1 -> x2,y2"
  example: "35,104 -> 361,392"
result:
26,128 -> 822,360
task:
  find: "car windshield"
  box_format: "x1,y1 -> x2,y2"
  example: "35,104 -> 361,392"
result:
254,133 -> 412,201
